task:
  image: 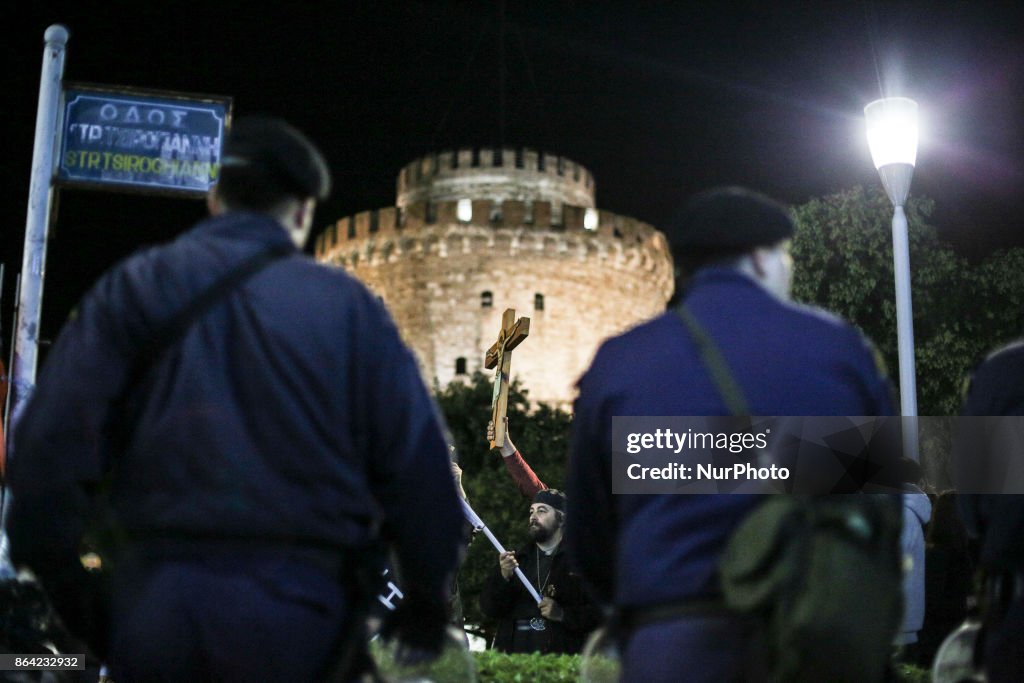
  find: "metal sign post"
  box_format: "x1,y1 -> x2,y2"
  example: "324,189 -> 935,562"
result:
3,26 -> 232,530
5,25 -> 69,461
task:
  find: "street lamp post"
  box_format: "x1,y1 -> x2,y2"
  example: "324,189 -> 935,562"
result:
865,96 -> 919,459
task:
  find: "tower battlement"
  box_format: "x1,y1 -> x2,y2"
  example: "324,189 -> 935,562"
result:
314,149 -> 673,407
315,200 -> 661,256
396,148 -> 595,210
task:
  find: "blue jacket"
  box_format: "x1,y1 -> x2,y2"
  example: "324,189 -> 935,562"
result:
957,339 -> 1024,570
8,211 -> 463,609
567,267 -> 895,608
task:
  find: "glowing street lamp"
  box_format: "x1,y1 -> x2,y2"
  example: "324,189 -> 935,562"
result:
865,97 -> 919,455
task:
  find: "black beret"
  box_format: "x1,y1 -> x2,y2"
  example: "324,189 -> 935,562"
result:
533,489 -> 566,512
664,186 -> 794,252
221,116 -> 331,200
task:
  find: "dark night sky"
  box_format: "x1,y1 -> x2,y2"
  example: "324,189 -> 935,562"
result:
3,1 -> 1023,346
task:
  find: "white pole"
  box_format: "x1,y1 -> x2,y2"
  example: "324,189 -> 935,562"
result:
460,498 -> 543,604
1,26 -> 68,539
865,97 -> 920,462
891,204 -> 919,459
7,25 -> 68,447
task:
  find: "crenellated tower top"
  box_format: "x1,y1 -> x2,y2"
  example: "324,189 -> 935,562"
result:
396,148 -> 595,210
315,146 -> 672,407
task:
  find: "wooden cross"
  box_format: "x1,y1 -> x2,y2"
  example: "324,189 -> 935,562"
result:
485,308 -> 530,449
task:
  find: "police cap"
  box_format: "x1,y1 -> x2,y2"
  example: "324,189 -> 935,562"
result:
664,186 -> 794,252
221,116 -> 331,201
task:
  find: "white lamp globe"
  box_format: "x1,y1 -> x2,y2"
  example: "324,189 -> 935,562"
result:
865,97 -> 918,169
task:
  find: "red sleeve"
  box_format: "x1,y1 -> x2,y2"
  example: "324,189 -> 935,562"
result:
502,450 -> 546,498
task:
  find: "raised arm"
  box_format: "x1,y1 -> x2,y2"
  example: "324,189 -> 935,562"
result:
487,417 -> 547,498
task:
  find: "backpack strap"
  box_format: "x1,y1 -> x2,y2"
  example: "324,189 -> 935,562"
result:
673,304 -> 750,416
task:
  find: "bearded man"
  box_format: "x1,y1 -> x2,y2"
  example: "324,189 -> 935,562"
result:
479,489 -> 601,654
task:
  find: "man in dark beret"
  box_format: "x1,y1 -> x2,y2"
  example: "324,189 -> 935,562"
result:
480,488 -> 601,654
7,116 -> 465,681
567,186 -> 897,682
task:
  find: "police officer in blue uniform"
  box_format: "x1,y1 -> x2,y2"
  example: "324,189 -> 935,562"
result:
7,117 -> 465,681
566,187 -> 896,682
956,338 -> 1024,683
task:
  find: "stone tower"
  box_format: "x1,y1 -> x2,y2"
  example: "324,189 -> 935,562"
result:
314,148 -> 673,408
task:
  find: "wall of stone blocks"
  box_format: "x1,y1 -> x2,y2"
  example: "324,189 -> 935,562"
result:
320,221 -> 673,407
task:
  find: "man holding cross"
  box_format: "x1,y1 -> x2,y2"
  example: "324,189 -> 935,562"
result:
479,488 -> 601,654
478,308 -> 599,653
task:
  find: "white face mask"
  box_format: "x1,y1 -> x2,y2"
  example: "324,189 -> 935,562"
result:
751,241 -> 793,300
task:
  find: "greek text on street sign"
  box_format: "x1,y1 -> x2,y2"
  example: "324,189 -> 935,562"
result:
58,84 -> 232,196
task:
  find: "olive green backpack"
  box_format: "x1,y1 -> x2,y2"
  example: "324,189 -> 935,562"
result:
719,495 -> 903,682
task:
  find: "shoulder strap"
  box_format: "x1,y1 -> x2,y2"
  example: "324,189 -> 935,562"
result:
674,304 -> 750,416
114,245 -> 292,440
132,245 -> 291,373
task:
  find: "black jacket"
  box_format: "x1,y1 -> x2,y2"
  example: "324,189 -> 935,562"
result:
479,541 -> 602,654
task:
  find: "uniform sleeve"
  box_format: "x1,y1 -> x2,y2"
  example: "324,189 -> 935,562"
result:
955,350 -> 1024,568
565,358 -> 617,605
503,450 -> 547,498
7,271 -> 139,653
854,330 -> 897,416
355,295 -> 465,606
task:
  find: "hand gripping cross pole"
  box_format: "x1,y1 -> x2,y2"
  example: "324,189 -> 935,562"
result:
372,499 -> 543,610
460,498 -> 542,605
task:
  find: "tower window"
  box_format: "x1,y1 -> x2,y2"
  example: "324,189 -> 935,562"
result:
455,357 -> 467,375
481,291 -> 493,308
457,199 -> 473,222
534,293 -> 545,311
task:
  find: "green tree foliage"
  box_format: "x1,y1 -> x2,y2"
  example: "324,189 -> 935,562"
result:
435,372 -> 573,644
791,185 -> 1024,416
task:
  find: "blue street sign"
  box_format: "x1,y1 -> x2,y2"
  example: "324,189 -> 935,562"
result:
58,84 -> 232,196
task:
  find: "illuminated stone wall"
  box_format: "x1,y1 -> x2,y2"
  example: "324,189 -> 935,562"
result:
315,149 -> 673,408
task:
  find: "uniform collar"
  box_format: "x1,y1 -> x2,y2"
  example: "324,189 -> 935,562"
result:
684,265 -> 765,298
189,210 -> 299,252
